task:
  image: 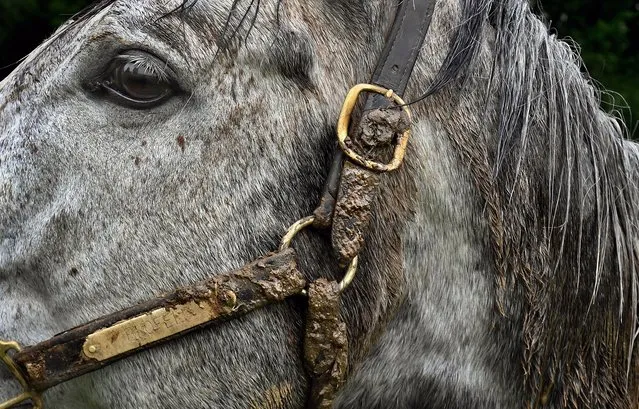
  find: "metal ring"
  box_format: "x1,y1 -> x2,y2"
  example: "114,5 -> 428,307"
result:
0,341 -> 43,409
280,216 -> 359,292
279,216 -> 315,251
337,83 -> 412,172
339,256 -> 358,291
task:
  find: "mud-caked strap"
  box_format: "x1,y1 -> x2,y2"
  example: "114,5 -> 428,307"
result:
315,0 -> 437,265
2,249 -> 306,396
304,279 -> 348,409
331,109 -> 411,265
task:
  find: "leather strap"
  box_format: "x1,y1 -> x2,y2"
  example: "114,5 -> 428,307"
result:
368,0 -> 437,104
304,279 -> 348,409
6,250 -> 305,392
316,0 -> 437,264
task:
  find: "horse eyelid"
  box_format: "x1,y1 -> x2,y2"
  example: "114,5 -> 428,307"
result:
87,50 -> 182,109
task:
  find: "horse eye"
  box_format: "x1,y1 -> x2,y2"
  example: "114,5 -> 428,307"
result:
99,51 -> 176,109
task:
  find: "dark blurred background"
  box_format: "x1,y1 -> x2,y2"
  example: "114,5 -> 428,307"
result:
0,0 -> 637,134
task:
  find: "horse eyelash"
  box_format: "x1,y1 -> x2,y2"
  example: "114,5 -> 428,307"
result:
114,53 -> 172,83
84,52 -> 174,95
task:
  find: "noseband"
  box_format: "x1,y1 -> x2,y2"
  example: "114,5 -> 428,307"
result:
0,1 -> 436,408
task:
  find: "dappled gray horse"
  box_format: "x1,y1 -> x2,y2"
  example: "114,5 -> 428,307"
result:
1,0 -> 638,408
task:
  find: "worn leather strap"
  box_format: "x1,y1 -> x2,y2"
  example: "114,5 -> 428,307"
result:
4,250 -> 305,393
315,0 -> 437,264
367,0 -> 437,106
304,279 -> 348,409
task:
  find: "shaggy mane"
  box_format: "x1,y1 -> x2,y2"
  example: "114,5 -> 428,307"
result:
438,0 -> 638,406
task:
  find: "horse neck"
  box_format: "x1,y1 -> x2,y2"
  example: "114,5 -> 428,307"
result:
336,1 -> 639,405
333,10 -> 513,405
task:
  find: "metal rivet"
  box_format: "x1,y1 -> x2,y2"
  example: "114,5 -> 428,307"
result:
223,290 -> 237,308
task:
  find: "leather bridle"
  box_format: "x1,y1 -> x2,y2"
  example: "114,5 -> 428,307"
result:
0,1 -> 436,408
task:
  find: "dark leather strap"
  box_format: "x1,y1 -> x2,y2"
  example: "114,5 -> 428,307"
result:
368,0 -> 437,104
316,0 -> 436,264
8,250 -> 305,392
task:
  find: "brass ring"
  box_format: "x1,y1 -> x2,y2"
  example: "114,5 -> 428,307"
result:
0,340 -> 44,409
279,216 -> 315,251
339,256 -> 358,291
337,83 -> 412,172
280,216 -> 359,292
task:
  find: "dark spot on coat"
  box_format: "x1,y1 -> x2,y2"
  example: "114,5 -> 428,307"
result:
69,268 -> 79,277
141,140 -> 147,147
177,135 -> 186,152
134,156 -> 141,166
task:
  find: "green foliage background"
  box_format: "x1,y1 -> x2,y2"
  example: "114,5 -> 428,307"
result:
0,0 -> 637,134
539,1 -> 639,135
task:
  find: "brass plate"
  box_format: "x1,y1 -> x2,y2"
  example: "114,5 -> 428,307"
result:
83,300 -> 219,361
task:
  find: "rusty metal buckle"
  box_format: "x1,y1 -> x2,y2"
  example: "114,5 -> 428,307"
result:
337,83 -> 412,172
280,216 -> 358,292
0,341 -> 43,409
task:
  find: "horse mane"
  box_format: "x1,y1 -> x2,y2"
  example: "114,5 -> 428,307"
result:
434,0 -> 638,406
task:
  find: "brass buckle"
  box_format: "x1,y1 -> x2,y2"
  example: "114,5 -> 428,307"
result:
280,216 -> 358,292
337,83 -> 412,172
0,341 -> 43,409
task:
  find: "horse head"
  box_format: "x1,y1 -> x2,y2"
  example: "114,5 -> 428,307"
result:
1,1 -> 637,408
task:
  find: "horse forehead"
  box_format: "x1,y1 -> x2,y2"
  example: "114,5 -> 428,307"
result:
108,0 -> 226,19
106,0 -> 248,37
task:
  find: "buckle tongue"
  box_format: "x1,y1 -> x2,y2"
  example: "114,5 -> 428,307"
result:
0,341 -> 43,409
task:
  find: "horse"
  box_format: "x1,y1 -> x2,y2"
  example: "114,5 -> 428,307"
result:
1,0 -> 637,408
